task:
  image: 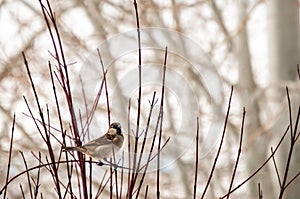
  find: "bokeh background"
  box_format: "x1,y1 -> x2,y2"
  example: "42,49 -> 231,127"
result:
0,0 -> 300,198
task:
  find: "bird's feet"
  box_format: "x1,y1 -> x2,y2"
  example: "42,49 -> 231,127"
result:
96,161 -> 104,166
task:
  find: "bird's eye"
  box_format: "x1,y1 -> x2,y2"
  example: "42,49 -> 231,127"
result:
113,123 -> 121,129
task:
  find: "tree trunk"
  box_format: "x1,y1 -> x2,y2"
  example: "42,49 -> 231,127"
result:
268,0 -> 299,82
235,1 -> 276,198
267,0 -> 300,198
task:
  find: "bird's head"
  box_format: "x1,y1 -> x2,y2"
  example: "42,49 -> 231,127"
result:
109,122 -> 122,135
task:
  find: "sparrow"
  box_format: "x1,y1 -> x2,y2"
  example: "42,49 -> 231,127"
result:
63,122 -> 124,161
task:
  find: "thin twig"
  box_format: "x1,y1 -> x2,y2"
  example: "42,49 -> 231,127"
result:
278,88 -> 299,199
39,0 -> 81,196
30,152 -> 77,199
257,183 -> 263,199
20,151 -> 34,199
20,185 -> 25,199
136,91 -> 157,171
110,157 -> 113,199
286,87 -> 293,140
129,0 -> 142,197
89,157 -> 93,199
34,152 -> 42,199
29,153 -> 42,199
97,168 -> 116,198
226,107 -> 246,199
119,152 -> 125,199
114,164 -> 119,199
271,147 -> 281,186
134,0 -> 142,138
220,126 -> 290,198
133,0 -> 142,177
97,49 -> 111,125
0,159 -> 93,193
285,170 -> 300,190
134,113 -> 161,197
137,137 -> 171,172
100,136 -> 171,171
82,70 -> 106,137
49,61 -> 74,196
79,78 -> 90,140
293,105 -> 300,141
127,98 -> 132,198
2,114 -> 16,198
144,185 -> 149,199
133,124 -> 171,198
157,46 -> 168,199
201,86 -> 234,199
24,51 -> 59,198
135,92 -> 158,198
95,170 -> 108,198
193,117 -> 200,199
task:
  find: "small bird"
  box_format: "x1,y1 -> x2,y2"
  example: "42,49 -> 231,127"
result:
63,122 -> 124,161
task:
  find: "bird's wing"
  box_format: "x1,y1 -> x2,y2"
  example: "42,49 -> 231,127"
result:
81,136 -> 119,159
82,135 -> 112,148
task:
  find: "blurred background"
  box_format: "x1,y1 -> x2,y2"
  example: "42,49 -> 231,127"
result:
0,0 -> 299,198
